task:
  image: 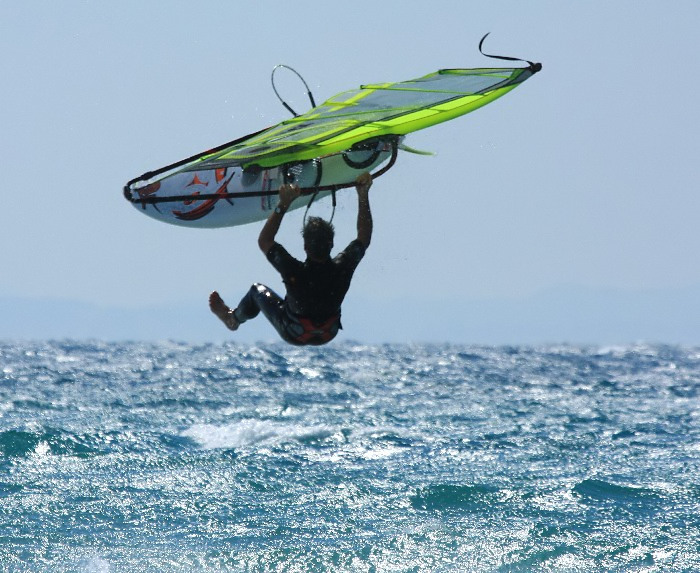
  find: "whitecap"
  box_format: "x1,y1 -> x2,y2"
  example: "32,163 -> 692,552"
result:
182,419 -> 332,450
78,556 -> 111,573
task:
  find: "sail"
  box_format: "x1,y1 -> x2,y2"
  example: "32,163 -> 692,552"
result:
189,65 -> 540,172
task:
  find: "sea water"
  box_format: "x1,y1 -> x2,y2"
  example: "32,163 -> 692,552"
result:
1,340 -> 699,572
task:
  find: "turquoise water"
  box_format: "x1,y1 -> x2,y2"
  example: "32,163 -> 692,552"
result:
1,341 -> 699,572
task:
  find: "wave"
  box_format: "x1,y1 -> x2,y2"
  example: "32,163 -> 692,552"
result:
181,419 -> 334,450
572,478 -> 660,503
410,483 -> 500,511
0,428 -> 107,459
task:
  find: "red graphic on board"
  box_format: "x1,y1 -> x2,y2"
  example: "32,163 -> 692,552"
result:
173,170 -> 235,221
135,181 -> 161,210
187,174 -> 209,187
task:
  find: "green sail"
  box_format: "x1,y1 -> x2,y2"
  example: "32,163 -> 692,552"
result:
192,65 -> 540,171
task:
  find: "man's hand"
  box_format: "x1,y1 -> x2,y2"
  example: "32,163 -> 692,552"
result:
355,172 -> 372,197
278,183 -> 301,209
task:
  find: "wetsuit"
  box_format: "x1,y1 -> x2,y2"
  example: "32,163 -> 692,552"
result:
233,239 -> 366,345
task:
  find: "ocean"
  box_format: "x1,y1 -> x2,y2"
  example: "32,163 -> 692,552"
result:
1,340 -> 699,572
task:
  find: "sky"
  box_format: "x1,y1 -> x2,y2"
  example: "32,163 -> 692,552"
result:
1,1 -> 699,344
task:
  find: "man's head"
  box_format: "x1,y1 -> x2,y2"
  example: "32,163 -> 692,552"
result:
303,216 -> 334,260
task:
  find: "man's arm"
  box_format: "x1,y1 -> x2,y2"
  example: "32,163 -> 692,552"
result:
355,172 -> 373,249
258,183 -> 301,254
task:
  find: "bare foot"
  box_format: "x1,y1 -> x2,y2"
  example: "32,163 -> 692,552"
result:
209,291 -> 239,331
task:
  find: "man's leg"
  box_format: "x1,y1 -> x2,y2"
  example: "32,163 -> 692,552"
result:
209,284 -> 297,342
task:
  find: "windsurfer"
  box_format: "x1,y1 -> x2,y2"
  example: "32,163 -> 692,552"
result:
209,172 -> 373,345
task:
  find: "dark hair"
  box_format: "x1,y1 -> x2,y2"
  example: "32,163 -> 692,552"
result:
302,216 -> 334,259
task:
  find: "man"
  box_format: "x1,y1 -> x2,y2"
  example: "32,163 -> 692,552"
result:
209,172 -> 373,345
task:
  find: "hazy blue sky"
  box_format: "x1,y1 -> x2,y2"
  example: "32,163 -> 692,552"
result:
2,1 -> 699,343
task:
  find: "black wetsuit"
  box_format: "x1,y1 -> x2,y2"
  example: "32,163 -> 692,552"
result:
234,239 -> 366,345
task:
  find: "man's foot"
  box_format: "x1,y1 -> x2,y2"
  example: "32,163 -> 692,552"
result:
209,291 -> 240,331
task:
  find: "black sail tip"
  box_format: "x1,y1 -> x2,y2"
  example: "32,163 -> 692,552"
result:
479,32 -> 491,54
478,33 -> 541,72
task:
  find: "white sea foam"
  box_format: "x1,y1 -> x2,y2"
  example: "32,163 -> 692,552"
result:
78,556 -> 111,573
182,419 -> 332,450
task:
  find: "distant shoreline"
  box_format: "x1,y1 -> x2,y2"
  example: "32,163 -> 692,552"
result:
2,284 -> 699,345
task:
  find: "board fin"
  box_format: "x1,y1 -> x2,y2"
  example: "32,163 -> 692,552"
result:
398,143 -> 436,156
